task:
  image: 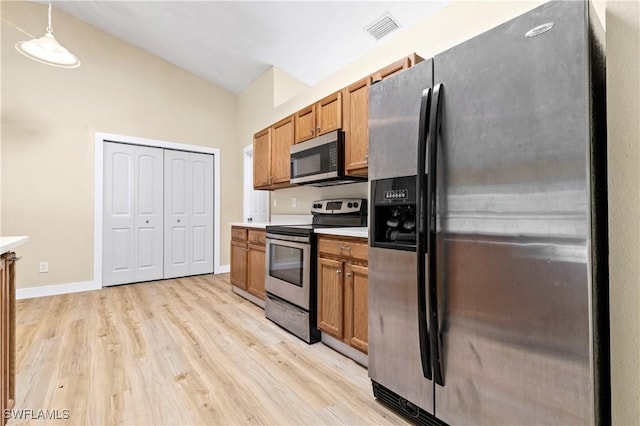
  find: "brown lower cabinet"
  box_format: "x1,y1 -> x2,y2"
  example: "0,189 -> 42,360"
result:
317,236 -> 368,354
230,227 -> 266,301
1,252 -> 16,425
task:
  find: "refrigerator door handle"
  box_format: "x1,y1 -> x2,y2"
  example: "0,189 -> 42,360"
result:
416,87 -> 433,380
427,82 -> 445,386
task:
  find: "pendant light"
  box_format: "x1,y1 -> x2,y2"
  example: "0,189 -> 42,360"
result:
15,0 -> 80,68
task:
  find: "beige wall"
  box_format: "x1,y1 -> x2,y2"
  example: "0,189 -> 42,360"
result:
606,2 -> 640,424
1,1 -> 241,288
237,1 -> 640,423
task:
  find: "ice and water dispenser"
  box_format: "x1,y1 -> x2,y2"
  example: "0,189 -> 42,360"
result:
370,175 -> 417,250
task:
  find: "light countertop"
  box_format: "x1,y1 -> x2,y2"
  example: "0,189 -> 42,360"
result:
230,215 -> 314,230
0,236 -> 29,255
314,227 -> 368,239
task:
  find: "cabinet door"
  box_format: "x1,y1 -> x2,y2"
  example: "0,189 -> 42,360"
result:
230,240 -> 248,290
271,115 -> 294,184
253,128 -> 271,188
317,258 -> 344,339
316,91 -> 342,135
294,104 -> 316,143
375,57 -> 411,82
345,263 -> 369,354
247,244 -> 266,300
343,77 -> 371,176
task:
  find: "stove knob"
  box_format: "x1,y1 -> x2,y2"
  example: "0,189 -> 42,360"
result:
347,202 -> 353,208
354,202 -> 359,208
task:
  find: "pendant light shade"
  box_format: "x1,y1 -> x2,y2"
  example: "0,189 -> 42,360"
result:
15,1 -> 80,68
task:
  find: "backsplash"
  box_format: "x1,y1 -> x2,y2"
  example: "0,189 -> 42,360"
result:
270,182 -> 368,215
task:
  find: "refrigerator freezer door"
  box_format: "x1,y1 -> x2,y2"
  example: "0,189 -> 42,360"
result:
369,59 -> 433,181
432,2 -> 595,425
368,246 -> 434,414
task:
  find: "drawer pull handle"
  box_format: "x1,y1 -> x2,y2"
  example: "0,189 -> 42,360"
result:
339,246 -> 352,251
336,270 -> 342,274
346,272 -> 352,277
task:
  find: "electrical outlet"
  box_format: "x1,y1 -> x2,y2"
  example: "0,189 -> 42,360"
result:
39,262 -> 49,273
292,197 -> 297,207
273,198 -> 277,207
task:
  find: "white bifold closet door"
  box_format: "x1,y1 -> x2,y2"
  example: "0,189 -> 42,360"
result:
103,143 -> 164,286
164,150 -> 214,279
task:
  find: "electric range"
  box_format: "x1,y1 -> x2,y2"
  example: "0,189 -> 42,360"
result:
264,198 -> 367,343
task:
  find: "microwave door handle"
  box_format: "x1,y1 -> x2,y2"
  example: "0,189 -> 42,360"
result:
416,87 -> 432,380
427,83 -> 444,386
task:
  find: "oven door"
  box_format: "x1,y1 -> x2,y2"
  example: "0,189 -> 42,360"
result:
265,234 -> 311,310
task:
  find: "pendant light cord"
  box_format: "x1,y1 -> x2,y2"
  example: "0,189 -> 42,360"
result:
46,0 -> 53,34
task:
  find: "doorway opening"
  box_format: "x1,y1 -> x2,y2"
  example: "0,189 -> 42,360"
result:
243,144 -> 269,223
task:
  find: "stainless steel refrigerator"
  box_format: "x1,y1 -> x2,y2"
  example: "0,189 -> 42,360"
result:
367,2 -> 609,425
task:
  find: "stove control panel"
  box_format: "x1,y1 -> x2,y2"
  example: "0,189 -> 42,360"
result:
311,198 -> 367,215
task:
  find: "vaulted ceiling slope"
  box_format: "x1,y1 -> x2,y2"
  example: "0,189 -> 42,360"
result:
54,1 -> 449,94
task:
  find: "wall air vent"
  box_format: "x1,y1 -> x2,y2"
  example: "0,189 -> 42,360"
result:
365,13 -> 400,41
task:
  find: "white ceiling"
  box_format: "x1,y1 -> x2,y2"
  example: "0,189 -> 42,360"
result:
54,1 -> 449,94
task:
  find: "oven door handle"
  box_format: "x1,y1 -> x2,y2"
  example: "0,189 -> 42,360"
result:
266,234 -> 311,245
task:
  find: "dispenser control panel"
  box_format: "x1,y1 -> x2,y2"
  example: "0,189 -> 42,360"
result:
384,189 -> 408,200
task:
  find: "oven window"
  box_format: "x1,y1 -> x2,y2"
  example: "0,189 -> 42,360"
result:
269,244 -> 303,287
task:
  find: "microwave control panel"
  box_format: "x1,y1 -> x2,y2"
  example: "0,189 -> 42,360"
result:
329,146 -> 337,168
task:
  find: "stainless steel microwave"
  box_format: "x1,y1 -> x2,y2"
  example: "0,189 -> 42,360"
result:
289,130 -> 365,186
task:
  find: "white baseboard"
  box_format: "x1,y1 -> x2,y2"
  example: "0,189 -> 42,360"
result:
216,264 -> 230,274
16,280 -> 101,300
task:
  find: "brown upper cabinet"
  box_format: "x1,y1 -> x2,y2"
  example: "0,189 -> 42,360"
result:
253,127 -> 271,189
253,54 -> 423,188
372,53 -> 424,83
253,115 -> 295,190
343,76 -> 372,177
294,91 -> 342,144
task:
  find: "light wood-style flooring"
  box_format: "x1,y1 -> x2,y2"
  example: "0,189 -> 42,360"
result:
10,274 -> 408,425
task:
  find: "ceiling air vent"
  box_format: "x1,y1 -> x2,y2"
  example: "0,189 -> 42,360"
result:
365,13 -> 400,41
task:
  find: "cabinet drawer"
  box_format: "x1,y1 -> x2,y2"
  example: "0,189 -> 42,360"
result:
248,229 -> 266,246
318,237 -> 368,262
231,227 -> 248,242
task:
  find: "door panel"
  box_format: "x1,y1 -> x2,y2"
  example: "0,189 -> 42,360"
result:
189,153 -> 214,275
369,59 -> 433,180
192,226 -> 206,263
343,77 -> 370,174
432,2 -> 593,424
104,143 -> 135,285
317,258 -> 344,339
112,153 -> 132,215
368,247 -> 434,414
164,150 -> 191,278
165,150 -> 214,278
345,263 -> 368,354
134,146 -> 163,282
111,229 -> 132,272
271,116 -> 294,184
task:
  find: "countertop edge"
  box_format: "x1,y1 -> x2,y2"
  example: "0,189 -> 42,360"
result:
229,222 -> 269,229
0,236 -> 30,255
314,228 -> 369,239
